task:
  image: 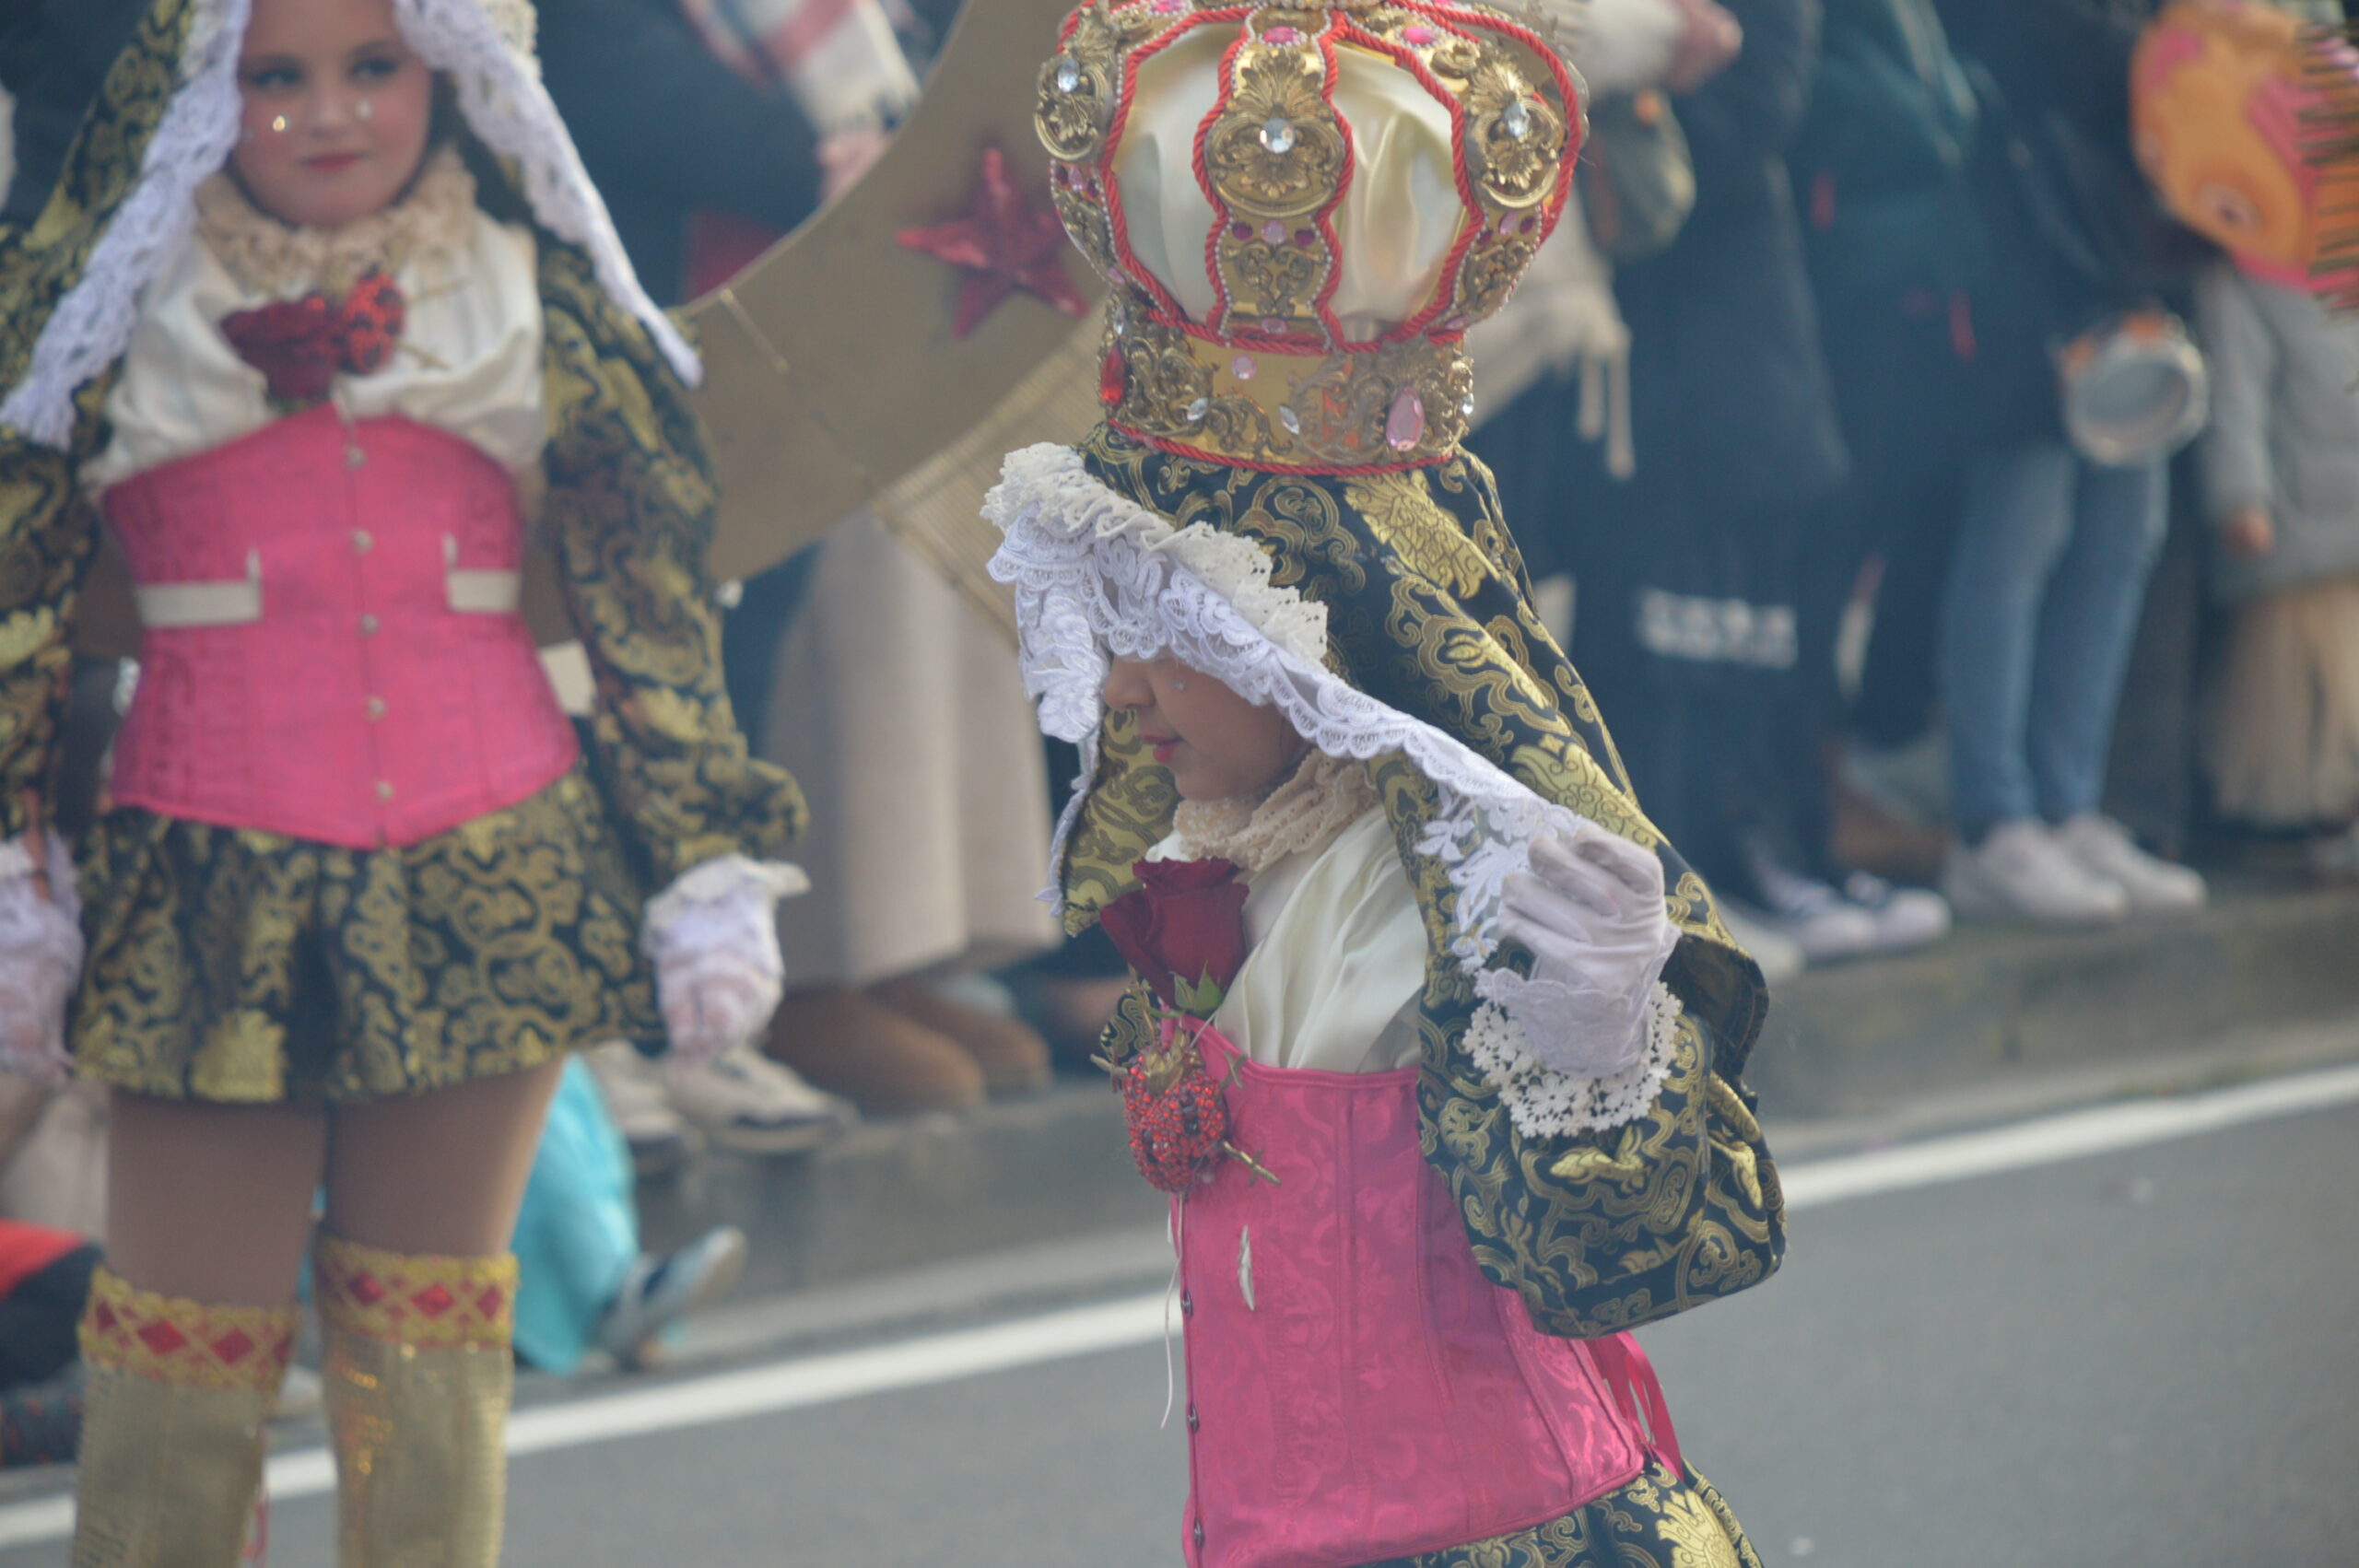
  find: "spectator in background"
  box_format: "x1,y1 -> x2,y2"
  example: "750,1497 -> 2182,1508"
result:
1789,0 -> 1989,889
1931,0 -> 2210,923
537,0 -> 830,306
2162,10 -> 2359,873
512,1060 -> 751,1375
1554,0 -> 1877,968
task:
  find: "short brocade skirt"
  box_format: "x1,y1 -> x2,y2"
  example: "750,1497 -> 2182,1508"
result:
68,766 -> 660,1106
1373,1461 -> 1760,1568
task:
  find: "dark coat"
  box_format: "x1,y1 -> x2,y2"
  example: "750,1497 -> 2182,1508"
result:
1614,0 -> 1850,519
536,0 -> 824,306
1790,0 -> 1991,463
1790,0 -> 1987,320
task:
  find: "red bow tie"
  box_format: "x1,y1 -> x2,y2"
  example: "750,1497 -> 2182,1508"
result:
220,273 -> 407,405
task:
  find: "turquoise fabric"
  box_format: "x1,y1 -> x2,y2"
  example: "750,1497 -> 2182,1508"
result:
511,1059 -> 637,1375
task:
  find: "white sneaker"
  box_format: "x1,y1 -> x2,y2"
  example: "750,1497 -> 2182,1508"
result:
1715,902 -> 1808,986
2050,815 -> 2208,915
1840,872 -> 1954,953
1744,860 -> 1884,964
582,1039 -> 695,1175
1943,820 -> 2130,926
664,1043 -> 859,1157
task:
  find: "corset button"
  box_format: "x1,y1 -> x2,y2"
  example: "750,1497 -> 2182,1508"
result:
365,696 -> 387,721
352,530 -> 373,553
375,780 -> 394,802
346,445 -> 367,470
1192,1520 -> 1204,1550
1180,1290 -> 1193,1317
1186,1405 -> 1199,1433
359,614 -> 381,635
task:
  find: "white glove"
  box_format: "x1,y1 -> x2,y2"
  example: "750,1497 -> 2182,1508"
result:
642,855 -> 809,1069
1487,823 -> 1680,1080
0,833 -> 84,1087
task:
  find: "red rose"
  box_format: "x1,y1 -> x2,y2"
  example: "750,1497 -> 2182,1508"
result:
221,294 -> 341,404
220,273 -> 408,404
1099,858 -> 1251,1017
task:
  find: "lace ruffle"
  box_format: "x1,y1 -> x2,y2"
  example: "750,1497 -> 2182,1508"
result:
1161,751 -> 1379,878
195,146 -> 479,296
2,0 -> 694,451
1463,983 -> 1683,1139
983,441 -> 1593,979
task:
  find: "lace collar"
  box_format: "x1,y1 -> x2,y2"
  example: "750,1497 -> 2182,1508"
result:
1165,751 -> 1380,880
194,146 -> 478,298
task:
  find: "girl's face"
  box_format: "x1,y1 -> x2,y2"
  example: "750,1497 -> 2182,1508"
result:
1102,656 -> 1309,802
231,0 -> 435,230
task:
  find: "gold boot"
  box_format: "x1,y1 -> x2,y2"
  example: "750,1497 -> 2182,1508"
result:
314,1234 -> 518,1568
71,1268 -> 298,1568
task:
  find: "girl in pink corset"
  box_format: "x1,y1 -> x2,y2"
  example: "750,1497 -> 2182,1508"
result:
0,0 -> 805,1560
988,9 -> 1787,1563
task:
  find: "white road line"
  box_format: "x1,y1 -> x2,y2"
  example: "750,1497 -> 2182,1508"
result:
1778,1059 -> 2359,1210
6,1059 -> 2357,1550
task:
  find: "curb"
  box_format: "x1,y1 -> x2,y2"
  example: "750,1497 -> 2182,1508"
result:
643,884 -> 2359,1303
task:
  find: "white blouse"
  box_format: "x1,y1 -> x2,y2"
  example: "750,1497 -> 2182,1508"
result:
1209,806 -> 1428,1075
83,161 -> 546,494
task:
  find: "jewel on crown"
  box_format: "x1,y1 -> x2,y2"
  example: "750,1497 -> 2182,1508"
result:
1035,1 -> 1581,471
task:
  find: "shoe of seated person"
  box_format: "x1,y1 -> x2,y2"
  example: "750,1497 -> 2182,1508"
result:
582,1039 -> 696,1176
765,987 -> 988,1117
665,1043 -> 859,1157
872,977 -> 1054,1098
596,1226 -> 749,1372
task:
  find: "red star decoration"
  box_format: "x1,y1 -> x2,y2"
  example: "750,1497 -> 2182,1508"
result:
898,146 -> 1091,339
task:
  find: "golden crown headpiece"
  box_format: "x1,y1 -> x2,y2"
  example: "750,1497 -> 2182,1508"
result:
1036,0 -> 1581,471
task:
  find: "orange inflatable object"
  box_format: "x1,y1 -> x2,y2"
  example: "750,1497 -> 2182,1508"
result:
2132,1 -> 2359,300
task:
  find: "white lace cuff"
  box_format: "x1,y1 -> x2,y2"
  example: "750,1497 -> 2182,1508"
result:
1465,983 -> 1683,1141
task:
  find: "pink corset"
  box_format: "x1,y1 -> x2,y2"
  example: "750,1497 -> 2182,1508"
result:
1175,1024 -> 1678,1568
102,408 -> 579,849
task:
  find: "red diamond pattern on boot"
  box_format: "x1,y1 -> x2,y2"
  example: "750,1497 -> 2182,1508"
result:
77,1268 -> 299,1392
136,1322 -> 190,1358
314,1235 -> 518,1352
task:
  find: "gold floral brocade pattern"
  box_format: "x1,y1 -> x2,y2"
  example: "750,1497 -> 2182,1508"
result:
1371,1461 -> 1761,1568
72,768 -> 659,1104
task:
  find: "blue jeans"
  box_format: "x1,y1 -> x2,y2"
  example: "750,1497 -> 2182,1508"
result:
1942,444 -> 2168,843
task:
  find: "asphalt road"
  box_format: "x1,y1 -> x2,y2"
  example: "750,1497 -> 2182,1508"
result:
6,1081 -> 2355,1567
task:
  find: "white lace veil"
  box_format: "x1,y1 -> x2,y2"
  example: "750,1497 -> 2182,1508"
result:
0,0 -> 698,450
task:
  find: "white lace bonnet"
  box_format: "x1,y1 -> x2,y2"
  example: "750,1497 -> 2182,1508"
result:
983,440 -> 1699,1140
0,0 -> 699,450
